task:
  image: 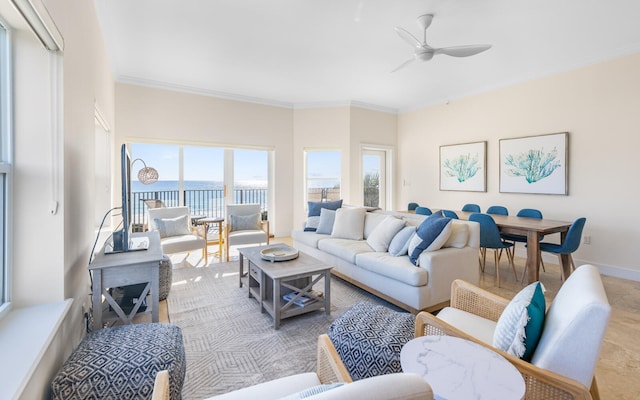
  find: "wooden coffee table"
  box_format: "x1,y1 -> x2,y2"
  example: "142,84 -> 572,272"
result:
238,244 -> 332,329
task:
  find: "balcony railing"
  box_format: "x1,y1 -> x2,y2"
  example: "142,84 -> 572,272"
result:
132,188 -> 268,228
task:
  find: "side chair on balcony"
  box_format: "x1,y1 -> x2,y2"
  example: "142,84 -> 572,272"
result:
224,203 -> 269,261
147,206 -> 208,264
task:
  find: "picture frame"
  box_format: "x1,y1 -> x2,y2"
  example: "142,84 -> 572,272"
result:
499,132 -> 568,195
439,141 -> 487,192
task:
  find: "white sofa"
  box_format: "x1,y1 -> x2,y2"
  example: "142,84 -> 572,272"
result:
293,209 -> 480,313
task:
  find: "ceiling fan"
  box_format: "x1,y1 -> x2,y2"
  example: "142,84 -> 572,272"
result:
392,14 -> 491,72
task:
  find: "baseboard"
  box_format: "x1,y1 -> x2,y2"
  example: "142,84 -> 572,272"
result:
513,248 -> 640,282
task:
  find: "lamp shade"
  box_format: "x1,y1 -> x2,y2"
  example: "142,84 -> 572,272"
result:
137,166 -> 159,185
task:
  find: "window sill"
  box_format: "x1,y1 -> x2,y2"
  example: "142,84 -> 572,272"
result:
0,299 -> 72,399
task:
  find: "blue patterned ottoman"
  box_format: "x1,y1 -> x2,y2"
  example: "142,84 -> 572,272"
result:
51,323 -> 186,400
328,302 -> 415,381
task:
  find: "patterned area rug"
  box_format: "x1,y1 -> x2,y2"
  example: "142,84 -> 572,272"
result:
167,261 -> 399,399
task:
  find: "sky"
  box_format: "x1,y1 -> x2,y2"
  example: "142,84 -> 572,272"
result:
130,143 -> 268,182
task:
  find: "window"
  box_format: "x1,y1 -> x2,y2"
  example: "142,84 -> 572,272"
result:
0,20 -> 12,314
305,150 -> 341,203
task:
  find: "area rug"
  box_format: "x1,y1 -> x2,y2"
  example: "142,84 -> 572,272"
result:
167,261 -> 399,399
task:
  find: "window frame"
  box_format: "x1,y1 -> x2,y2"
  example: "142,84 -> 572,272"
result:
304,149 -> 342,206
0,17 -> 14,318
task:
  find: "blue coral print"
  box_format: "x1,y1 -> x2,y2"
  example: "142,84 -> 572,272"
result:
443,153 -> 480,182
504,147 -> 561,183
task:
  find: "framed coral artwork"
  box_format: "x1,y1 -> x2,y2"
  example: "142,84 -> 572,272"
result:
439,141 -> 487,192
499,132 -> 568,195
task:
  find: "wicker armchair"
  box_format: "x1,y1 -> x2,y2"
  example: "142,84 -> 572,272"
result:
415,264 -> 610,400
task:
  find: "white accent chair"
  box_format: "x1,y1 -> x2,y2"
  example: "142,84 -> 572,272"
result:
415,264 -> 611,399
224,204 -> 269,261
147,206 -> 208,264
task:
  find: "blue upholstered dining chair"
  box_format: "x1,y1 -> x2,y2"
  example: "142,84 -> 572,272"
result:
407,202 -> 420,211
539,217 -> 587,281
469,213 -> 518,287
461,203 -> 481,213
442,210 -> 459,219
502,208 -> 546,281
486,205 -> 508,215
415,206 -> 432,216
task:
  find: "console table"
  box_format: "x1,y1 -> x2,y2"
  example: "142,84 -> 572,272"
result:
89,231 -> 164,330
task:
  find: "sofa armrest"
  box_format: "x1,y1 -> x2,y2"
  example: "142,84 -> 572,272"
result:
414,312 -> 593,400
450,279 -> 510,322
316,334 -> 353,384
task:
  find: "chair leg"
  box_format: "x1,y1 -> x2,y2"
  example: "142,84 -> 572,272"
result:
506,246 -> 518,281
557,255 -> 566,281
494,249 -> 501,288
590,376 -> 601,400
479,248 -> 487,272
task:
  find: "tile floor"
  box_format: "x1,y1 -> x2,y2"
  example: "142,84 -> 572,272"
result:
161,238 -> 640,399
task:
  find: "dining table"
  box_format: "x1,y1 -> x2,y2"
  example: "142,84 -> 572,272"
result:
455,210 -> 574,284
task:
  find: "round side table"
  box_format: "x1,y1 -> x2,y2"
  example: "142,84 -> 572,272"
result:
401,335 -> 525,400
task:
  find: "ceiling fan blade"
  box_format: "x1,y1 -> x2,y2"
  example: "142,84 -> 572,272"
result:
394,26 -> 421,47
391,57 -> 416,73
434,44 -> 492,57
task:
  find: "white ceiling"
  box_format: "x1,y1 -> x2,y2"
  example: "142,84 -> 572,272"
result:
95,0 -> 640,112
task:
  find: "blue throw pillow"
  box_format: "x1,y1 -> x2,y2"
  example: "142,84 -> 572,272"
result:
493,281 -> 546,361
307,199 -> 343,217
315,208 -> 336,234
408,212 -> 452,265
388,226 -> 416,256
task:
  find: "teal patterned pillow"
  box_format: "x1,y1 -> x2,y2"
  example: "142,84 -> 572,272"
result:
493,281 -> 546,361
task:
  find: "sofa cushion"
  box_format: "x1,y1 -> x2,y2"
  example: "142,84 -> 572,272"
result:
316,208 -> 336,234
408,213 -> 453,265
308,199 -> 343,217
209,373 -> 322,400
388,226 -> 416,257
436,307 -> 497,346
317,238 -> 373,264
443,221 -> 469,248
355,252 -> 428,287
493,281 -> 546,361
292,230 -> 326,249
366,216 -> 405,252
154,215 -> 191,238
331,207 -> 366,240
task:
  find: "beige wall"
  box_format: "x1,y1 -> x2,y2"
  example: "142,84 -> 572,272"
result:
397,53 -> 640,278
115,84 -> 295,236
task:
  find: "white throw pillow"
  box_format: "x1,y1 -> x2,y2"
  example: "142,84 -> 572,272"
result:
366,216 -> 406,252
331,207 -> 366,240
388,226 -> 416,256
154,215 -> 190,238
443,222 -> 469,248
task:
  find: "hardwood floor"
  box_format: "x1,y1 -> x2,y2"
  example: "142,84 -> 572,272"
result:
159,238 -> 640,399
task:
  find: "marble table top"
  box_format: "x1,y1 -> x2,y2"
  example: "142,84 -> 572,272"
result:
401,335 -> 525,400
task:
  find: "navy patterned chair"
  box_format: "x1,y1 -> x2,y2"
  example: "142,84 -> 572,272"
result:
51,323 -> 185,400
327,302 -> 415,380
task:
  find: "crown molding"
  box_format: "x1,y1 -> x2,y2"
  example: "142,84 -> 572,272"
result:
116,76 -> 398,114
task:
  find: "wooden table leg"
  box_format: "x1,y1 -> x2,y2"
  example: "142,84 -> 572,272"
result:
526,231 -> 542,284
